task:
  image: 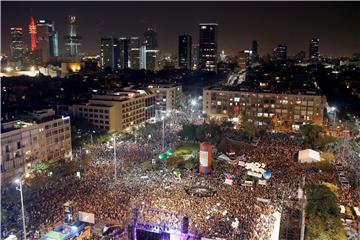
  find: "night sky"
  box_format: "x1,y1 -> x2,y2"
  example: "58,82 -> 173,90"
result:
1,1 -> 359,57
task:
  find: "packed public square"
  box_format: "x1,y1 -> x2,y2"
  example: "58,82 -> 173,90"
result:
1,109 -> 359,240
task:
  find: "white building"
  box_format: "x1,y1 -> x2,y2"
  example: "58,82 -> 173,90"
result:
1,110 -> 72,181
147,84 -> 183,118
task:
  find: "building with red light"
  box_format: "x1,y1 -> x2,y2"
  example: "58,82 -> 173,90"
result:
28,17 -> 37,51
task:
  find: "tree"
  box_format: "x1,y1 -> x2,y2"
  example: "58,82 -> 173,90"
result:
241,119 -> 259,142
300,124 -> 335,150
179,124 -> 197,141
34,160 -> 52,173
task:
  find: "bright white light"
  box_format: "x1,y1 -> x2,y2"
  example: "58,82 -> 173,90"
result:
191,100 -> 197,106
14,179 -> 20,184
161,116 -> 165,120
30,66 -> 35,71
6,67 -> 12,72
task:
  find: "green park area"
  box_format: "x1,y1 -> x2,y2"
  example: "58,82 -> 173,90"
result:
172,143 -> 200,156
305,182 -> 346,240
143,143 -> 201,171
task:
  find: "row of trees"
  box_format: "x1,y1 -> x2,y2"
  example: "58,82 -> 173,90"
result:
305,183 -> 346,240
178,122 -> 222,145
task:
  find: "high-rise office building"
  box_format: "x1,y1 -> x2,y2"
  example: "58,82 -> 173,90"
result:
139,45 -> 158,71
273,44 -> 287,61
129,37 -> 140,70
119,37 -> 130,69
252,40 -> 258,56
144,26 -> 158,50
100,37 -> 119,70
309,38 -> 320,61
28,17 -> 37,51
65,16 -> 81,57
10,27 -> 23,60
178,35 -> 192,70
146,50 -> 159,71
36,19 -> 59,63
199,23 -> 218,72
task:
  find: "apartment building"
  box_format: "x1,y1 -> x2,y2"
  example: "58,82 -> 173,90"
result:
1,111 -> 72,180
147,84 -> 183,117
203,86 -> 326,129
73,90 -> 156,132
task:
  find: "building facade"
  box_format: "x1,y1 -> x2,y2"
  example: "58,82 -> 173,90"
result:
144,27 -> 158,50
65,15 -> 81,58
273,44 -> 287,61
139,46 -> 159,71
10,27 -> 23,61
36,19 -> 59,63
118,37 -> 130,69
236,50 -> 252,69
178,35 -> 192,70
199,23 -> 218,72
129,37 -> 140,70
100,37 -> 119,70
203,87 -> 326,129
147,84 -> 183,117
1,115 -> 72,180
73,91 -> 156,132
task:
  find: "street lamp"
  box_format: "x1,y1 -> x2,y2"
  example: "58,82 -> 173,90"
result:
113,136 -> 117,181
90,130 -> 95,144
191,99 -> 197,107
190,99 -> 197,121
14,178 -> 27,240
161,116 -> 165,151
329,106 -> 337,130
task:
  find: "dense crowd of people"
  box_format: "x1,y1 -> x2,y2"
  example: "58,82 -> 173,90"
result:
1,113 -> 359,239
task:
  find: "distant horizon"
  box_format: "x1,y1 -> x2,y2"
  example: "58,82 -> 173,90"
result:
2,1 -> 359,57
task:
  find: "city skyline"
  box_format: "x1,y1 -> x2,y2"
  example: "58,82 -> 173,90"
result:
2,1 -> 359,57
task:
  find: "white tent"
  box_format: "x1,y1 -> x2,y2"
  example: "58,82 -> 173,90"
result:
298,149 -> 321,163
217,154 -> 231,162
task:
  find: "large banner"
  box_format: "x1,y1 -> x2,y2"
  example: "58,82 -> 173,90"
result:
78,211 -> 95,224
199,143 -> 212,174
200,151 -> 208,167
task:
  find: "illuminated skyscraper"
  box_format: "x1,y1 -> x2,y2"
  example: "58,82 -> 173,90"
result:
10,27 -> 23,60
144,26 -> 158,50
118,37 -> 130,69
199,23 -> 218,72
129,37 -> 140,70
28,17 -> 37,51
100,37 -> 119,70
139,45 -> 158,71
309,38 -> 320,61
65,16 -> 81,57
36,19 -> 59,63
178,34 -> 192,70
